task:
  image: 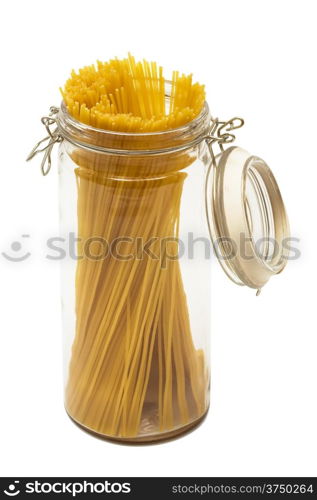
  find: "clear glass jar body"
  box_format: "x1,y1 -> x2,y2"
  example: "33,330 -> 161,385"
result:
58,102 -> 212,442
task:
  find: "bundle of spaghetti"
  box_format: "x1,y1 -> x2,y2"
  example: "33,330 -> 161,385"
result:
61,54 -> 205,132
62,56 -> 208,439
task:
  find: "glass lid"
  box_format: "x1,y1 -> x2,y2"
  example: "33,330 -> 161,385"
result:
205,146 -> 290,294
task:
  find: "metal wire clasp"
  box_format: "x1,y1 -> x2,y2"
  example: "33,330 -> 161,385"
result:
205,116 -> 244,156
26,106 -> 62,176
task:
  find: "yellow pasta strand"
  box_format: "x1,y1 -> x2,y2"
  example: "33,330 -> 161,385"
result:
63,55 -> 208,439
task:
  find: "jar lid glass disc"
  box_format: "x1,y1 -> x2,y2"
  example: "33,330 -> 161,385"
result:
206,146 -> 290,292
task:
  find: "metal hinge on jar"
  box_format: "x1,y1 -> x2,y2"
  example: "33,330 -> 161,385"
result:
26,106 -> 62,176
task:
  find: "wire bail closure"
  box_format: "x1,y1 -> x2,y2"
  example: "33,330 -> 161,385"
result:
26,105 -> 244,176
203,116 -> 244,162
26,106 -> 62,176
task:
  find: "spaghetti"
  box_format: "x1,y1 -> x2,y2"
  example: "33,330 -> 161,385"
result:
62,55 -> 208,439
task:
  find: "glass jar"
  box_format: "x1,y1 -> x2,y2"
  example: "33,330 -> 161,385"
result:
28,92 -> 289,443
58,97 -> 213,442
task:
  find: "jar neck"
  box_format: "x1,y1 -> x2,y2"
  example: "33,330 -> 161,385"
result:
57,100 -> 211,155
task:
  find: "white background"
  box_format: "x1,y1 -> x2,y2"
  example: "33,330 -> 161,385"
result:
0,0 -> 316,477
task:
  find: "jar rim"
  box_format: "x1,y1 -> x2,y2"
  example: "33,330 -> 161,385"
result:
59,100 -> 210,139
57,83 -> 211,155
